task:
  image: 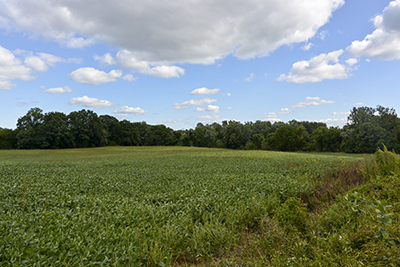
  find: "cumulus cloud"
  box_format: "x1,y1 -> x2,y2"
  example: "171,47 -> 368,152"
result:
68,95 -> 116,108
347,0 -> 400,60
173,98 -> 217,109
263,108 -> 293,122
114,106 -> 148,116
194,105 -> 220,113
0,46 -> 81,90
24,56 -> 48,72
122,74 -> 138,82
292,97 -> 335,108
94,53 -> 116,65
190,87 -> 220,95
43,86 -> 73,94
197,115 -> 225,124
0,46 -> 35,90
141,65 -> 185,78
69,67 -> 123,85
345,58 -> 358,66
113,50 -> 185,78
0,0 -> 344,65
277,50 -> 349,83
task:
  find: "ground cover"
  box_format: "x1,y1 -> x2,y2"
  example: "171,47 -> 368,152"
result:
0,147 -> 386,266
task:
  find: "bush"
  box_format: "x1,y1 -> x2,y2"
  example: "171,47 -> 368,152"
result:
274,197 -> 308,234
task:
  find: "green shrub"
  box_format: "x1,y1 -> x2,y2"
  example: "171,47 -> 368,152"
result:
274,197 -> 308,234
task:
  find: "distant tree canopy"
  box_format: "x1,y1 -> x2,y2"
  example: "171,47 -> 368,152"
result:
1,105 -> 400,153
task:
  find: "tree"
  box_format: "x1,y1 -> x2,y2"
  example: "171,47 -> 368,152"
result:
68,110 -> 107,148
274,126 -> 298,151
0,128 -> 18,149
100,115 -> 122,146
312,126 -> 343,152
16,107 -> 45,149
41,112 -> 71,148
341,122 -> 387,153
223,121 -> 246,149
252,133 -> 265,149
347,106 -> 376,126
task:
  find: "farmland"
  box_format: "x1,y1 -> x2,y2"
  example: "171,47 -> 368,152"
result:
1,147 -> 399,266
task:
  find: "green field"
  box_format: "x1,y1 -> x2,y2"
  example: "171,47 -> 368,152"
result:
2,147 -> 398,266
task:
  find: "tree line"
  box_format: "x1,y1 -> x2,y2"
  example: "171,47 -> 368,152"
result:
1,105 -> 400,153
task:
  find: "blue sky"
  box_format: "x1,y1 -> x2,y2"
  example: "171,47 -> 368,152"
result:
1,0 -> 400,130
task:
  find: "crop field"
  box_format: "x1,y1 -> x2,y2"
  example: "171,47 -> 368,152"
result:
0,147 -> 364,266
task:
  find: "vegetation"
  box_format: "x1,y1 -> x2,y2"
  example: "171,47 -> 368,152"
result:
1,105 -> 400,153
1,146 -> 399,266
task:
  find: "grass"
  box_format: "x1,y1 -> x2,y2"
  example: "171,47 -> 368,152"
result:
1,147 -> 398,266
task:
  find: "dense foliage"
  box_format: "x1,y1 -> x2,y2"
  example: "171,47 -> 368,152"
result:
1,105 -> 400,153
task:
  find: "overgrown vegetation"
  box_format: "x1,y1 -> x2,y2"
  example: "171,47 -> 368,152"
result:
212,147 -> 400,266
2,105 -> 400,153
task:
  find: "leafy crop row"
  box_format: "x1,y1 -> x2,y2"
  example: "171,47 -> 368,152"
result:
0,147 -> 361,265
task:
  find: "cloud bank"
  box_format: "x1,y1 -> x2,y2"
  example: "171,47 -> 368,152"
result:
0,0 -> 344,65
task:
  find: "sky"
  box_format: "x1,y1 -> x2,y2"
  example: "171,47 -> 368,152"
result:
1,0 -> 400,130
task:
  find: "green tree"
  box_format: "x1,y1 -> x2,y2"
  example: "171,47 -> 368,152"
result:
68,110 -> 107,148
0,128 -> 18,149
41,112 -> 71,148
274,125 -> 298,151
252,133 -> 265,149
341,122 -> 387,153
16,107 -> 45,149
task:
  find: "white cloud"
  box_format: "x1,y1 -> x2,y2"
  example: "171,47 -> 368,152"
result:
277,50 -> 349,83
355,102 -> 364,106
292,97 -> 335,108
262,108 -> 293,122
43,86 -> 73,94
0,0 -> 344,65
0,45 -> 35,90
318,117 -> 347,127
173,97 -> 217,109
114,50 -> 185,78
227,107 -> 233,110
345,58 -> 358,66
141,65 -> 185,78
263,113 -> 282,122
245,73 -> 255,82
114,106 -> 148,116
194,105 -> 220,113
347,0 -> 400,60
69,67 -> 122,85
332,111 -> 350,115
122,74 -> 138,82
160,118 -> 190,124
94,53 -> 116,65
302,42 -> 314,51
276,108 -> 293,114
197,115 -> 225,124
190,87 -> 220,95
24,56 -> 48,72
68,95 -> 116,108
